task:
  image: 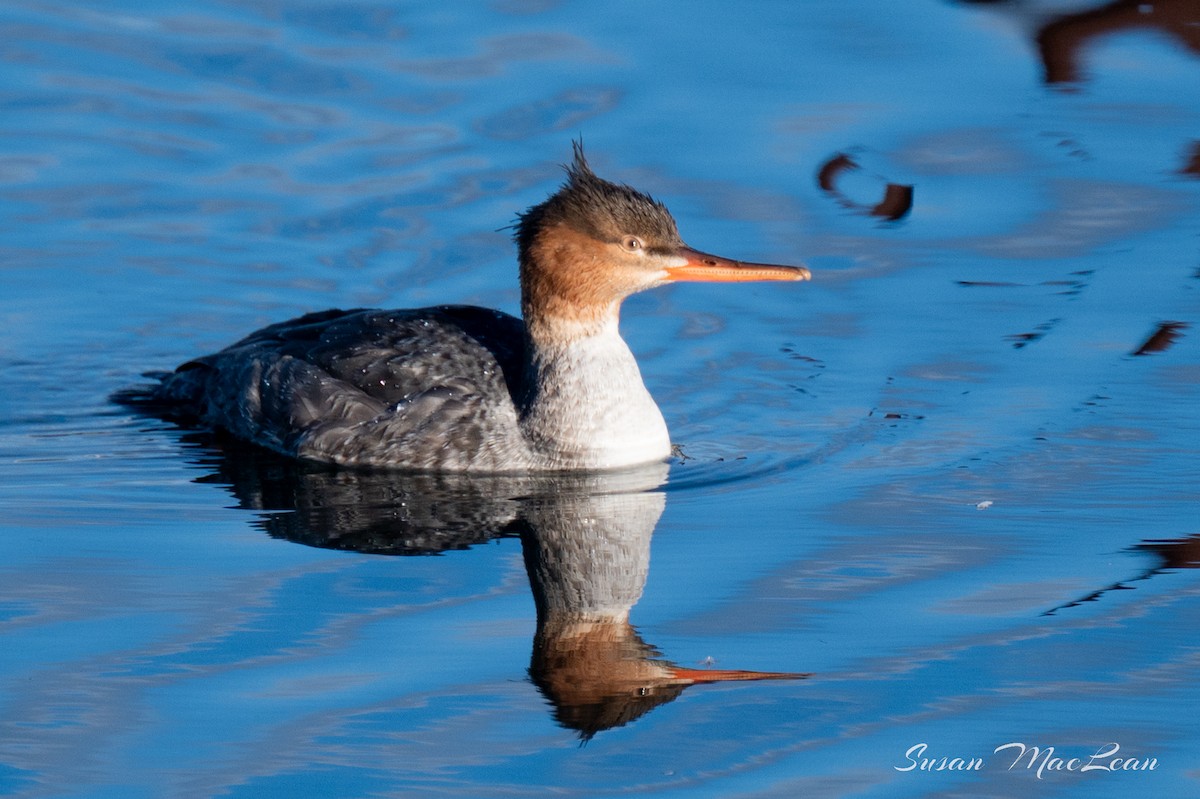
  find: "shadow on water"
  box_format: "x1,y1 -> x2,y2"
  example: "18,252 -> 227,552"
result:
156,429 -> 809,740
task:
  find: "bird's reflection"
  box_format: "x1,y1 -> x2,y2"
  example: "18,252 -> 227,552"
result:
176,431 -> 807,739
518,483 -> 805,739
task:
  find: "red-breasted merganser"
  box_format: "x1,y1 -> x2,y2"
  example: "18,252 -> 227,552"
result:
147,144 -> 810,471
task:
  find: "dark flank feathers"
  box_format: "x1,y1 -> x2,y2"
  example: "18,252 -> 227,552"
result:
119,306 -> 531,470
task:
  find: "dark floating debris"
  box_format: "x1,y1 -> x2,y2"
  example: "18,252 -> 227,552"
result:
815,152 -> 855,192
1006,318 -> 1061,349
1183,141 -> 1200,178
1132,320 -> 1189,356
1043,533 -> 1200,617
1007,332 -> 1040,349
868,409 -> 925,421
957,280 -> 1026,288
872,183 -> 915,220
1032,0 -> 1200,86
817,152 -> 914,221
957,271 -> 1093,296
1138,534 -> 1200,568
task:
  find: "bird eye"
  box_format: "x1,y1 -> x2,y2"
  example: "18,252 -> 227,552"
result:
621,236 -> 644,252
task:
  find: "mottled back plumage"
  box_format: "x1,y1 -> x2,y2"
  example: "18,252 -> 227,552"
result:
153,306 -> 534,470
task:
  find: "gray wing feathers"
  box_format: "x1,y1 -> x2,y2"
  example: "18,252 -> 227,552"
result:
154,307 -> 531,469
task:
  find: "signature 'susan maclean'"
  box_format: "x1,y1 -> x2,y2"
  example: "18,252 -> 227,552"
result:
895,742 -> 1159,779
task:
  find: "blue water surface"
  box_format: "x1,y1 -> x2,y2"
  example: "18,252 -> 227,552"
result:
2,1 -> 1199,797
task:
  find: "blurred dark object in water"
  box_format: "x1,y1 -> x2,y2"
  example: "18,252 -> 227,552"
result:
953,2 -> 1200,177
955,0 -> 1200,85
1006,318 -> 1061,349
1132,320 -> 1188,356
1183,142 -> 1200,177
1036,0 -> 1200,85
817,152 -> 914,220
1044,533 -> 1200,616
1138,535 -> 1200,568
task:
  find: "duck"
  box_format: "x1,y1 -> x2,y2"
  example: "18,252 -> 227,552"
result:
142,143 -> 810,471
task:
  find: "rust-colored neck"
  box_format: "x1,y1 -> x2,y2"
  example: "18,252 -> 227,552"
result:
519,223 -> 631,344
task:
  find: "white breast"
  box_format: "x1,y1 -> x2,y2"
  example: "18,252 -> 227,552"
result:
521,320 -> 671,470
